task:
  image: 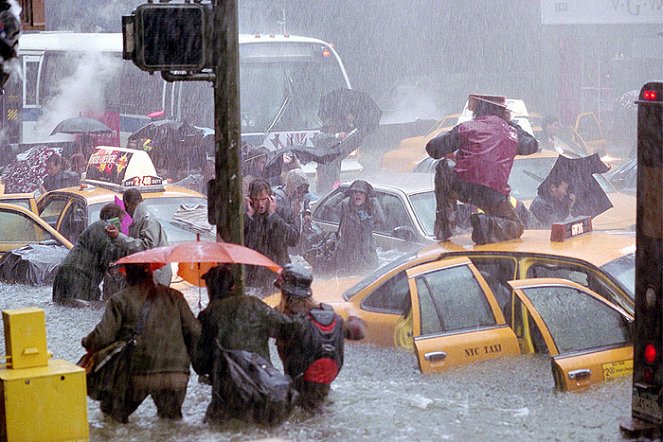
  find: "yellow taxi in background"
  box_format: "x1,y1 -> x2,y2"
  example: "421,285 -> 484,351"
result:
265,222 -> 635,390
36,147 -> 210,245
0,202 -> 72,256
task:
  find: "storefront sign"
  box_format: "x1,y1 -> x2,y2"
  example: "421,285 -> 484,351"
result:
541,0 -> 663,24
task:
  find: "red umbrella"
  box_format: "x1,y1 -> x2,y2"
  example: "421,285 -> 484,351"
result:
115,239 -> 281,287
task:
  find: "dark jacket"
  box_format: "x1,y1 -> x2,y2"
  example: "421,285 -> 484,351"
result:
82,282 -> 201,375
529,193 -> 573,228
113,202 -> 172,286
192,294 -> 298,375
276,304 -> 365,410
244,207 -> 299,290
52,220 -> 118,303
426,116 -> 538,196
42,170 -> 79,191
336,196 -> 385,273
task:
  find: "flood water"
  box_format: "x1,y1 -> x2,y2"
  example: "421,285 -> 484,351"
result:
0,282 -> 644,441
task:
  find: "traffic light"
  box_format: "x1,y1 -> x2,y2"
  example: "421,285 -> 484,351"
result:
122,2 -> 214,72
625,81 -> 663,434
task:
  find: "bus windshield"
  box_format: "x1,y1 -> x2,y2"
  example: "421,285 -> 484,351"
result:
179,41 -> 350,135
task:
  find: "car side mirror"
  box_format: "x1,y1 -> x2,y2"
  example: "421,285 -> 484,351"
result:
392,225 -> 415,241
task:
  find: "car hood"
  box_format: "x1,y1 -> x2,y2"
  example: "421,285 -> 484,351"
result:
593,192 -> 636,230
262,276 -> 360,313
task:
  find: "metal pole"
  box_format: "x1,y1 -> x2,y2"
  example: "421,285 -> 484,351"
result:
213,0 -> 244,295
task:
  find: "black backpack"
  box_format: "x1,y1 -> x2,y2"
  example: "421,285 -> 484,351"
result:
213,345 -> 298,425
300,304 -> 345,384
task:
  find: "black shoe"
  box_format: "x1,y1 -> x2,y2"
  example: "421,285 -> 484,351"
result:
470,214 -> 487,245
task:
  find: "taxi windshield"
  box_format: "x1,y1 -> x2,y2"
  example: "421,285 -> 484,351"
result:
600,253 -> 635,300
88,197 -> 210,244
343,249 -> 418,301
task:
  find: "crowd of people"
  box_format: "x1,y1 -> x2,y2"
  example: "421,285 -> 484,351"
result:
82,261 -> 365,425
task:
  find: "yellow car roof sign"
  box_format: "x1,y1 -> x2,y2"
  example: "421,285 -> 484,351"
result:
84,146 -> 165,193
550,216 -> 593,242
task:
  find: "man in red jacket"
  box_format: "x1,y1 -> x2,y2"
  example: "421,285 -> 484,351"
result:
426,94 -> 538,244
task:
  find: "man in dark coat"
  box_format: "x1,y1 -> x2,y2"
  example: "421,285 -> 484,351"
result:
52,203 -> 124,306
426,94 -> 538,244
529,176 -> 576,228
82,264 -> 200,423
192,265 -> 300,423
244,178 -> 300,294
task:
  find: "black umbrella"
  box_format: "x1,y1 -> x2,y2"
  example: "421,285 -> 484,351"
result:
129,120 -> 209,172
319,88 -> 382,134
128,119 -> 206,144
50,117 -> 112,135
537,154 -> 613,219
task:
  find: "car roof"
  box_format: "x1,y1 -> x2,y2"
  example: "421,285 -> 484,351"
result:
41,184 -> 206,206
339,173 -> 435,195
417,229 -> 635,268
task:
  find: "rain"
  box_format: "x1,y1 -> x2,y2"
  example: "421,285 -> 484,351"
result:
1,0 -> 662,440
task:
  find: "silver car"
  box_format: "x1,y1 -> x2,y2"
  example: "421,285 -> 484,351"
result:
311,173 -> 438,252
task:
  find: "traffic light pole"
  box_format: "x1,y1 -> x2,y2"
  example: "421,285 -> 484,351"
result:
212,0 -> 245,295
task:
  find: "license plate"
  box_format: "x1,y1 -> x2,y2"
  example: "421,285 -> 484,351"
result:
602,359 -> 633,381
632,390 -> 663,424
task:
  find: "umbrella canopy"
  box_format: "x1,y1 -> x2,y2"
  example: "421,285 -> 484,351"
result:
319,88 -> 382,134
128,119 -> 208,173
537,154 -> 613,219
0,146 -> 59,193
50,117 -> 112,135
115,240 -> 281,287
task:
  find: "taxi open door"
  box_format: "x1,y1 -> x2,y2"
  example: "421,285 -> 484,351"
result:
408,256 -> 520,374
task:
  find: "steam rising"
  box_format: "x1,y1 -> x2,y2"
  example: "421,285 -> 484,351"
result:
35,51 -> 122,140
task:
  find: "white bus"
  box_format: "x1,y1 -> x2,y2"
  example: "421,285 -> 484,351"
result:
4,31 -> 357,166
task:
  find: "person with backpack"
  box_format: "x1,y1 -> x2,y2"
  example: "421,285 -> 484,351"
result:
275,263 -> 366,410
192,264 -> 301,425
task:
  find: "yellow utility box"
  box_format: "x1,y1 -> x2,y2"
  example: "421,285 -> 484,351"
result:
2,308 -> 48,369
0,308 -> 89,442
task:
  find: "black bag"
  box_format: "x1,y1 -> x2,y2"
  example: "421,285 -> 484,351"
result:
80,339 -> 135,403
303,230 -> 339,275
212,346 -> 298,425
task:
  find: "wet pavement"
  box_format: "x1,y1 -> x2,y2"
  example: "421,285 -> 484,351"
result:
0,281 -> 647,441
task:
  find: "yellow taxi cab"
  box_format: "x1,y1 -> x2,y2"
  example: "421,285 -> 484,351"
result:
0,202 -> 72,256
381,113 -> 459,172
0,193 -> 39,213
36,147 -> 210,245
265,219 -> 635,390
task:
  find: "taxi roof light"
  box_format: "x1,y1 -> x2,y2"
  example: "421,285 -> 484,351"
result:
550,216 -> 593,242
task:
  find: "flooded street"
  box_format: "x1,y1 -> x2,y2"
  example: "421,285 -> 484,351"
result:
0,281 -> 637,441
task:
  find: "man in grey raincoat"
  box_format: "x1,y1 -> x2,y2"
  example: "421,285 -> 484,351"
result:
105,188 -> 172,286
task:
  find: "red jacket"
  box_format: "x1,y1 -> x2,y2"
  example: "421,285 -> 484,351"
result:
426,115 -> 538,196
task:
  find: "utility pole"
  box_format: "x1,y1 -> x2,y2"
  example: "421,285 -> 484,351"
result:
212,0 -> 245,294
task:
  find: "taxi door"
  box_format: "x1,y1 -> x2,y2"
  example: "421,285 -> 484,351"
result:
409,257 -> 520,374
509,278 -> 633,391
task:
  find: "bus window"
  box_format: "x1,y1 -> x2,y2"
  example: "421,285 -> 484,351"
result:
22,55 -> 41,107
